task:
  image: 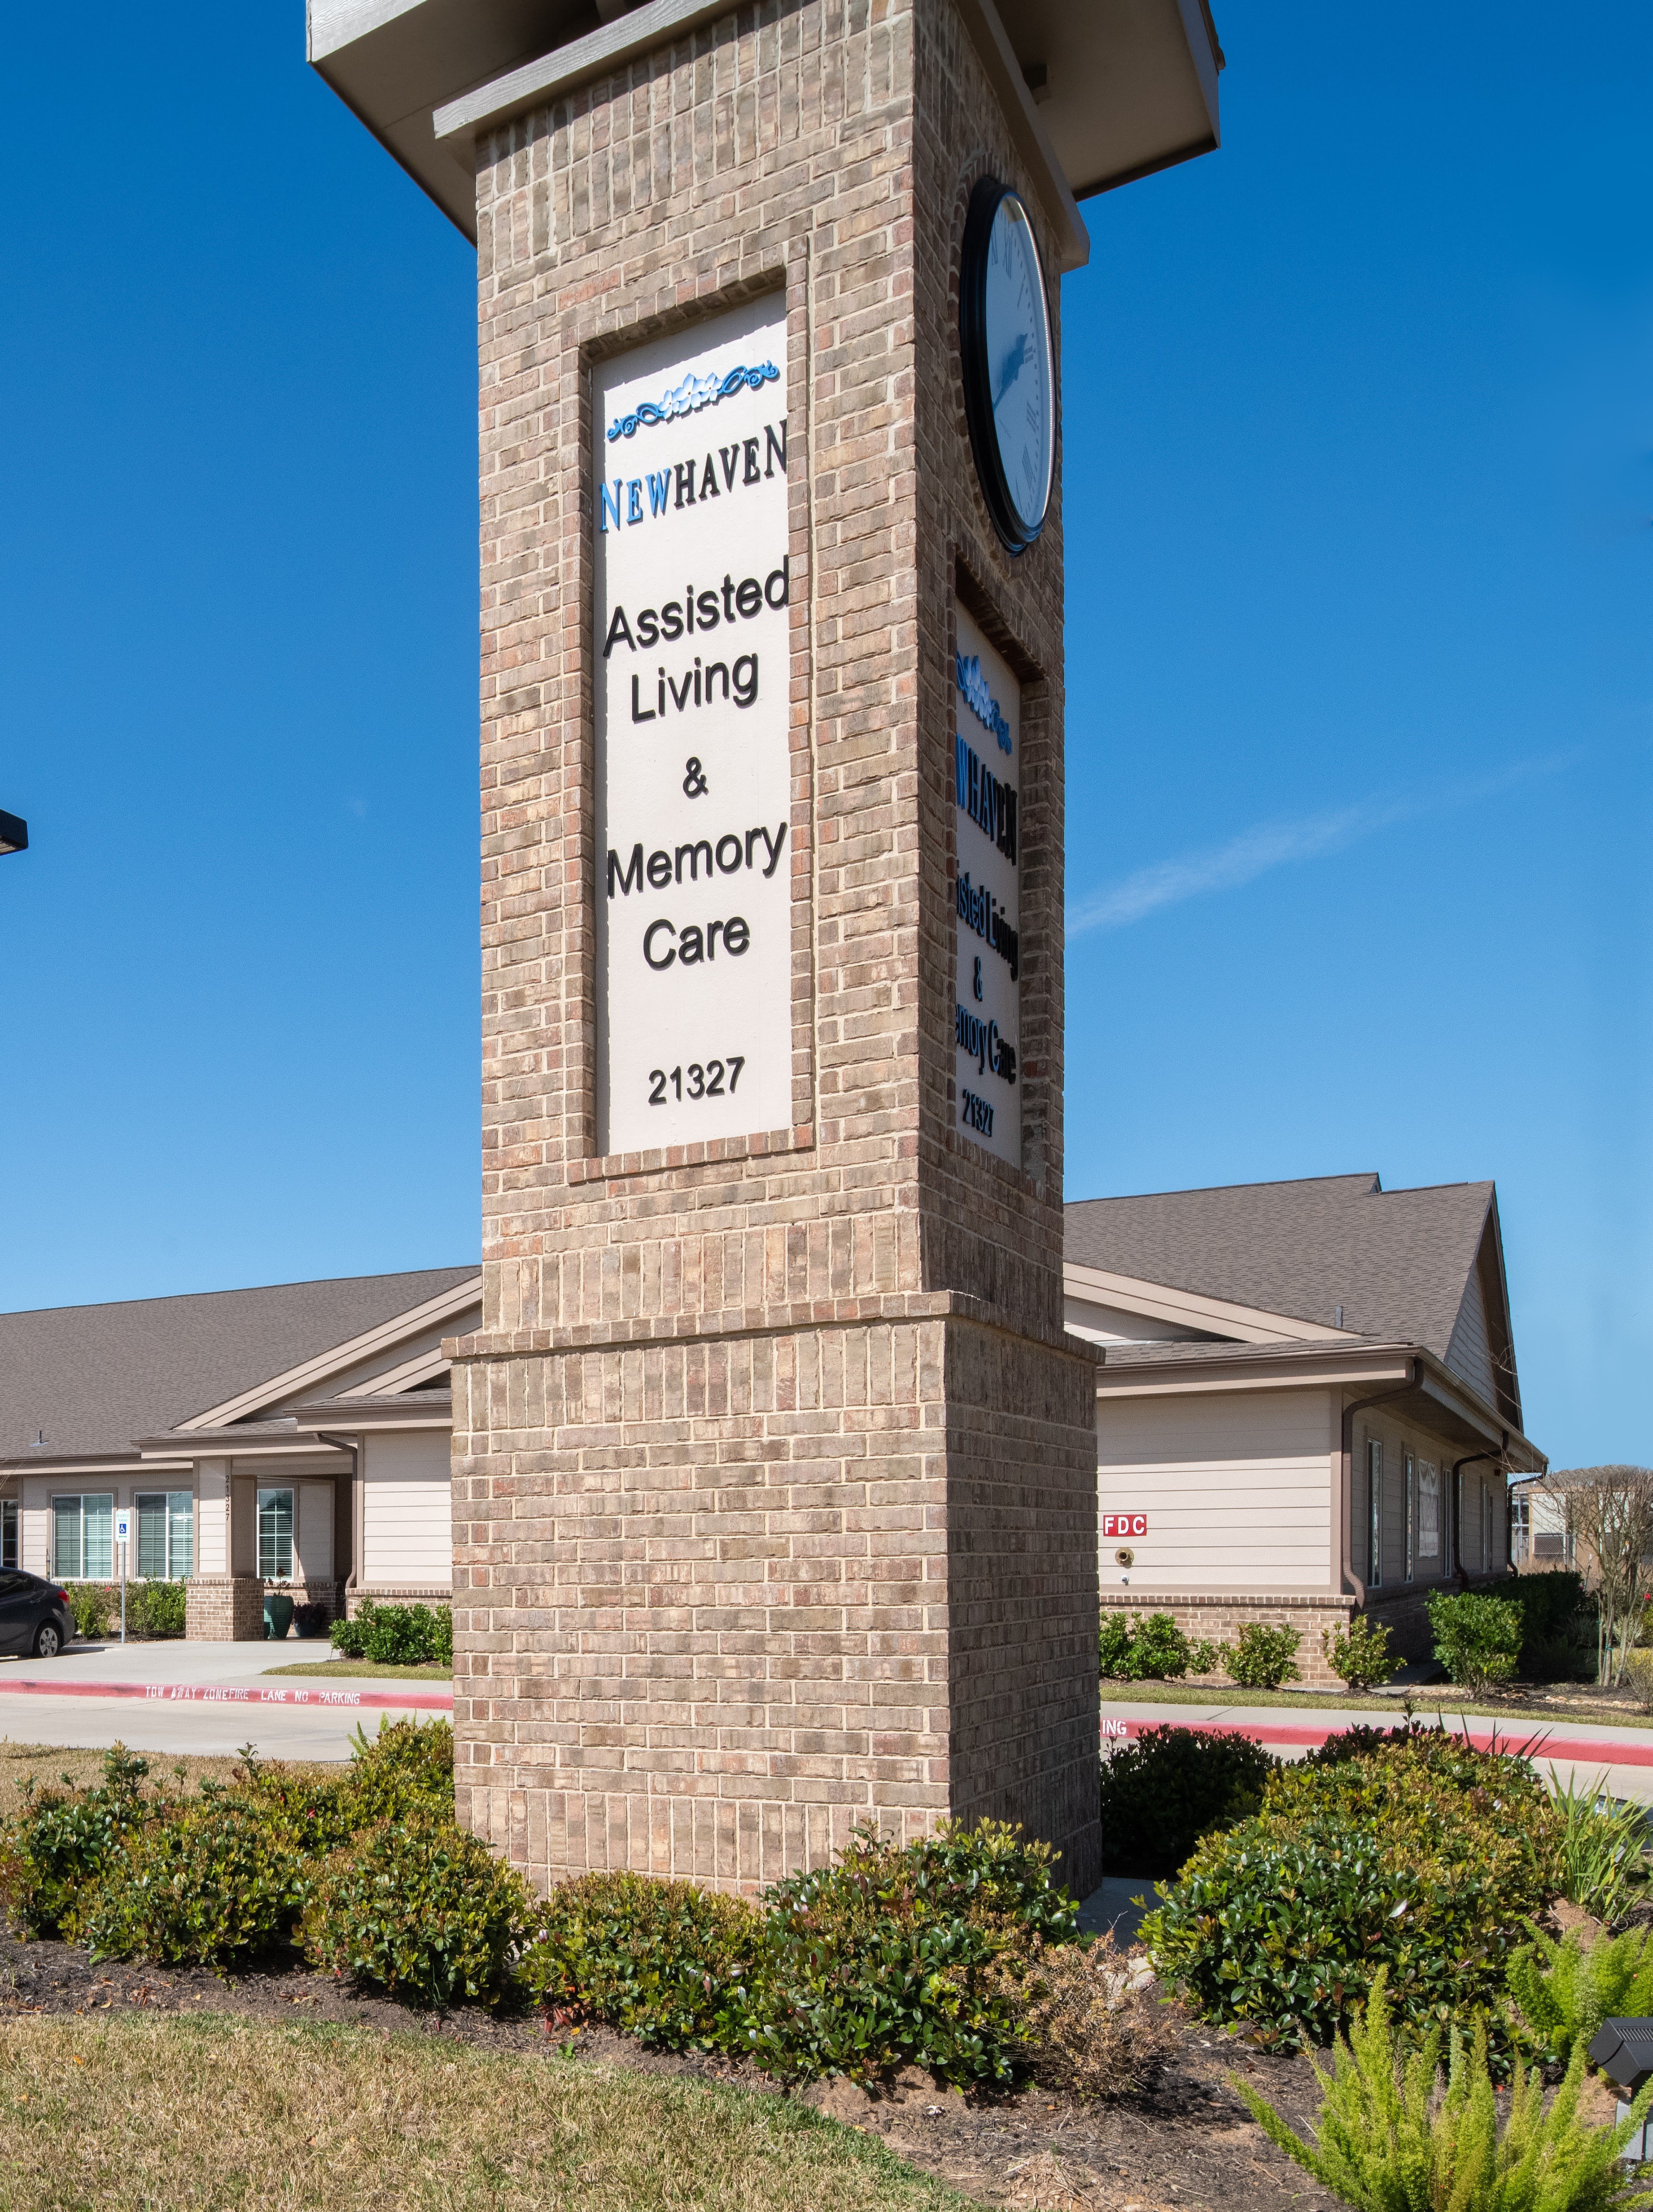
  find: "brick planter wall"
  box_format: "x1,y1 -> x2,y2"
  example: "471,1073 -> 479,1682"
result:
185,1575 -> 265,1642
1097,1592 -> 1357,1689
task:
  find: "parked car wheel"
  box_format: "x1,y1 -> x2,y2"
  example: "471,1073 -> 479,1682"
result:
33,1620 -> 62,1659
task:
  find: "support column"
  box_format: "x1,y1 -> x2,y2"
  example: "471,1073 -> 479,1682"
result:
185,1457 -> 263,1641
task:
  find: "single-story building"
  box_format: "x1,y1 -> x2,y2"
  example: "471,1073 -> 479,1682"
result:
0,1268 -> 479,1638
1065,1172 -> 1546,1683
1,1173 -> 1544,1671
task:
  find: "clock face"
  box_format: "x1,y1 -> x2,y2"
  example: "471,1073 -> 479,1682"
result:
960,181 -> 1055,553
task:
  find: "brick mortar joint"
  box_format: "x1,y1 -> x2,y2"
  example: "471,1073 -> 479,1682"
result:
445,1292 -> 1099,1367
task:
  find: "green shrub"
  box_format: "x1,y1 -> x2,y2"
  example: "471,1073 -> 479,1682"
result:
1238,1967 -> 1652,2212
1547,1771 -> 1649,1927
1320,1614 -> 1396,1690
520,1872 -> 760,2050
1223,1622 -> 1301,1690
65,1584 -> 114,1640
526,1821 -> 1078,2084
1099,1726 -> 1274,1876
1513,1575 -> 1593,1672
81,1794 -> 315,1966
127,1580 -> 187,1639
1426,1588 -> 1524,1691
4,1745 -> 158,1935
330,1598 -> 452,1667
1097,1611 -> 1220,1682
1143,1738 -> 1560,2051
300,1813 -> 530,2008
733,1823 -> 1046,2086
1506,1925 -> 1653,2068
345,1716 -> 456,1827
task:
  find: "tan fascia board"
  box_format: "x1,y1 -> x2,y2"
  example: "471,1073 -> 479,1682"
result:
1064,1260 -> 1357,1346
1095,1348 -> 1416,1400
432,0 -> 1089,273
289,1404 -> 452,1434
133,1435 -> 351,1463
341,1343 -> 452,1396
0,1456 -> 187,1477
176,1276 -> 483,1432
1415,1360 -> 1546,1475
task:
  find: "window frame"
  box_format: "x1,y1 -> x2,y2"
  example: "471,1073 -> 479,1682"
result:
1404,1449 -> 1416,1581
51,1493 -> 114,1581
257,1487 -> 295,1582
0,1498 -> 16,1571
1367,1437 -> 1383,1589
134,1491 -> 194,1581
1419,1460 -> 1440,1565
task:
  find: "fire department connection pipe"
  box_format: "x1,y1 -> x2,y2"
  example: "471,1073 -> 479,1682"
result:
1340,1360 -> 1421,1607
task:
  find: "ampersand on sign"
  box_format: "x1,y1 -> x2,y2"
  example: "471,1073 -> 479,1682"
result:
682,757 -> 708,798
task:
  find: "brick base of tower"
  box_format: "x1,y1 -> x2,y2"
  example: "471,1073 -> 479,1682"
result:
450,1297 -> 1101,1898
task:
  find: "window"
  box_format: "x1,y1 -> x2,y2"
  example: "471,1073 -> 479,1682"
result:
1482,1482 -> 1495,1570
135,1492 -> 194,1580
1419,1462 -> 1440,1562
258,1488 -> 294,1581
52,1494 -> 113,1580
1444,1468 -> 1456,1576
1404,1450 -> 1416,1581
1367,1439 -> 1383,1588
1,1499 -> 16,1570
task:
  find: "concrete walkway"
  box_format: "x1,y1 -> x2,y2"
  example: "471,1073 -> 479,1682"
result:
0,1635 -> 449,1760
1101,1696 -> 1653,1805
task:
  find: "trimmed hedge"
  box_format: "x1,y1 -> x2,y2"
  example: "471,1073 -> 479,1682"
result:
301,1814 -> 528,2009
331,1598 -> 453,1667
1143,1731 -> 1561,2051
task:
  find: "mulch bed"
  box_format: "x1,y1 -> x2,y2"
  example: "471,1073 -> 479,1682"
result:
0,1927 -> 1340,2211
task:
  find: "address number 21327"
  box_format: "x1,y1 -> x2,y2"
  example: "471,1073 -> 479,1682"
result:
648,1057 -> 745,1105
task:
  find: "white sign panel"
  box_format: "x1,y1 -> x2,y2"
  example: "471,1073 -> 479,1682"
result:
114,1510 -> 131,1546
593,296 -> 792,1156
953,602 -> 1021,1168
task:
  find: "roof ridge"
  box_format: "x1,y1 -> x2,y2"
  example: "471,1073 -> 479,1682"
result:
0,1264 -> 482,1325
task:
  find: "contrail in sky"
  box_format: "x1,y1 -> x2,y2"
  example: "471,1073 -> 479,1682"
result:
1065,752 -> 1577,939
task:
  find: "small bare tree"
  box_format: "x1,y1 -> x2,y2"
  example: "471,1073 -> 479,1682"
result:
1544,1465 -> 1653,1686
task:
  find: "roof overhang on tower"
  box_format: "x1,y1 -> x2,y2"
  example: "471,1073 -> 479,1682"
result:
307,0 -> 1222,252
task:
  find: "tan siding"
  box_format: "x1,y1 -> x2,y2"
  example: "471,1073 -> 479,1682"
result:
1445,1272 -> 1496,1406
1096,1389 -> 1335,1594
1064,1294 -> 1201,1345
362,1430 -> 452,1588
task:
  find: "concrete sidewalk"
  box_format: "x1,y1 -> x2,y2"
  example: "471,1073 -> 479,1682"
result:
1101,1696 -> 1653,1805
0,1634 -> 449,1760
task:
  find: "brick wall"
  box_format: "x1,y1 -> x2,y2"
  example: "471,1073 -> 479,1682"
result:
185,1575 -> 265,1642
451,0 -> 1099,1896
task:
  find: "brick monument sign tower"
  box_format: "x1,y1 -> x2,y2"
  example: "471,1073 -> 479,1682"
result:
311,0 -> 1222,1896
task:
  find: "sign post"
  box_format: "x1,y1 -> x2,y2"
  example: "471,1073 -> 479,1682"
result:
114,1509 -> 130,1645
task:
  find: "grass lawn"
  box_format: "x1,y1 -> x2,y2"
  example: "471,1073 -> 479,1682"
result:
0,2015 -> 969,2212
263,1658 -> 451,1680
1099,1680 -> 1653,1731
0,1741 -> 250,1826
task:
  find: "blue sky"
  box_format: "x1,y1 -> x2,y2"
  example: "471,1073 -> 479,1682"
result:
0,4 -> 1647,1463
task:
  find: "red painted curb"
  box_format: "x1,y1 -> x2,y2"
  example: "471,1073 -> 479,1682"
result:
0,1677 -> 453,1713
1100,1714 -> 1653,1770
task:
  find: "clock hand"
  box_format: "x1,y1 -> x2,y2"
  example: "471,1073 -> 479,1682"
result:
992,334 -> 1029,413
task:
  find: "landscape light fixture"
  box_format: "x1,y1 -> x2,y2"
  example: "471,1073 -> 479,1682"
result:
0,810 -> 27,856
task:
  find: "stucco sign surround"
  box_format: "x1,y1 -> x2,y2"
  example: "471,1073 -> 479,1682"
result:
593,297 -> 793,1157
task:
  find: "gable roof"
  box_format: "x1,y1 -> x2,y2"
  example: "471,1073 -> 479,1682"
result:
0,1267 -> 480,1465
1064,1173 -> 1521,1426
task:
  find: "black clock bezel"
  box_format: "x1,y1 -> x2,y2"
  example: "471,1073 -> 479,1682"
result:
959,176 -> 1053,557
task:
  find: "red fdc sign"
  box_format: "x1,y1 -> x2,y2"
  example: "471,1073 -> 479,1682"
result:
1101,1512 -> 1146,1538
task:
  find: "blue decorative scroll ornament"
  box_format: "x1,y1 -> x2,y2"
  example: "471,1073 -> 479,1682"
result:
956,652 -> 1013,755
607,360 -> 780,441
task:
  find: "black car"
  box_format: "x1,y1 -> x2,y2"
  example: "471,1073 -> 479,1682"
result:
0,1570 -> 76,1658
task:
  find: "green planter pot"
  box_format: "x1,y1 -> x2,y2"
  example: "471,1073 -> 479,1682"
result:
263,1592 -> 295,1641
